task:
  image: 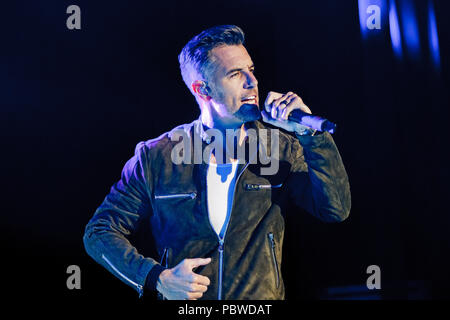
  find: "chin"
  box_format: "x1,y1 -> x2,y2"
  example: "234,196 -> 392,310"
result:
234,103 -> 261,122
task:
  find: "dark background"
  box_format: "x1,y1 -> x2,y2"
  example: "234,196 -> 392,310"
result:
2,0 -> 449,306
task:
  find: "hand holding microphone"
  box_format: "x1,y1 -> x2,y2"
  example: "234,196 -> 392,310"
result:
261,91 -> 336,134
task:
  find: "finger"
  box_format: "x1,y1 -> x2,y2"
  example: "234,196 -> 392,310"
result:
271,93 -> 296,119
191,273 -> 211,286
272,92 -> 294,109
282,104 -> 297,121
271,104 -> 278,119
264,91 -> 283,112
272,100 -> 291,121
187,291 -> 203,300
290,94 -> 311,114
189,283 -> 208,293
299,103 -> 312,114
278,101 -> 293,120
188,257 -> 212,269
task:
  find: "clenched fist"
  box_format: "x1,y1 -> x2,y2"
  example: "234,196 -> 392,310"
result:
156,257 -> 211,300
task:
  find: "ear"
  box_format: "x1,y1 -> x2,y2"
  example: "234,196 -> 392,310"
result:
192,80 -> 211,101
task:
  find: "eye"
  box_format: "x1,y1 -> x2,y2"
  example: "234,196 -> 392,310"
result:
230,72 -> 239,78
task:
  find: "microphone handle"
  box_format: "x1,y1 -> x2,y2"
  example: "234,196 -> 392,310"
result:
288,109 -> 336,134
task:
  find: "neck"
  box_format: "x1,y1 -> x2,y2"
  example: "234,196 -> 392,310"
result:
201,110 -> 242,133
201,110 -> 248,164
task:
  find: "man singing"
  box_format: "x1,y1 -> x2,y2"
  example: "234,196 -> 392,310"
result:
83,25 -> 351,300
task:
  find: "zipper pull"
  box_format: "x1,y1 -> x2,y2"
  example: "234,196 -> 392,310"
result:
267,232 -> 280,289
245,184 -> 260,190
218,239 -> 224,252
137,285 -> 144,298
268,232 -> 275,248
189,192 -> 197,199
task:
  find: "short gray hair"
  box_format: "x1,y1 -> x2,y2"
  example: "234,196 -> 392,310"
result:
178,25 -> 245,95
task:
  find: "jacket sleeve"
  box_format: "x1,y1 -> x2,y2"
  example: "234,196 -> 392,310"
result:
83,142 -> 165,297
285,132 -> 351,222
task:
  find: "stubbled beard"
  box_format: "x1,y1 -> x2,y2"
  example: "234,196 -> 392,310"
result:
234,103 -> 261,122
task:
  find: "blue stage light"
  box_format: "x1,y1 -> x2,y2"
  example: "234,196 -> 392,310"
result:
389,0 -> 403,58
427,0 -> 441,71
399,0 -> 421,60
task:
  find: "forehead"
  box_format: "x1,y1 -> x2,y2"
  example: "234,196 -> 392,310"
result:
209,45 -> 253,74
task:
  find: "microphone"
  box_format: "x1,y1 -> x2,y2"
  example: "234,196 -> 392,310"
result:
288,109 -> 336,134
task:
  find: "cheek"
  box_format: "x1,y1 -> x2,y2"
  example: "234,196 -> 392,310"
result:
212,80 -> 242,111
214,84 -> 231,102
224,84 -> 241,105
211,83 -> 225,102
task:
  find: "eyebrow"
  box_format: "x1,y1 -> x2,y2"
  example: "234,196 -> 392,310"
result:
225,64 -> 255,76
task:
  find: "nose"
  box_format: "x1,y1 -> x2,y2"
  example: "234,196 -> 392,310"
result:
244,71 -> 258,89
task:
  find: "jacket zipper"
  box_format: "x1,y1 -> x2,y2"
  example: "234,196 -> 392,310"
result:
154,192 -> 197,200
160,247 -> 169,267
267,232 -> 280,289
158,248 -> 169,300
217,238 -> 224,300
214,161 -> 251,300
245,183 -> 283,191
101,254 -> 144,298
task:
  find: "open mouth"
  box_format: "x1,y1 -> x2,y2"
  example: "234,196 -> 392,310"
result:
241,95 -> 257,105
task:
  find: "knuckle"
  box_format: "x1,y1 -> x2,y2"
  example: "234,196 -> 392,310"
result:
200,276 -> 210,286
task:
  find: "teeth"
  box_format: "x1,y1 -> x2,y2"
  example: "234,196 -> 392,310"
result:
242,95 -> 256,101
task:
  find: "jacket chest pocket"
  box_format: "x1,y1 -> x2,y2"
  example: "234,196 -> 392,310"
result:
154,192 -> 197,200
153,191 -> 198,219
153,191 -> 198,213
152,191 -> 198,238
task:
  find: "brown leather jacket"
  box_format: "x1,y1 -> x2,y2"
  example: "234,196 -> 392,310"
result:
83,118 -> 351,300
